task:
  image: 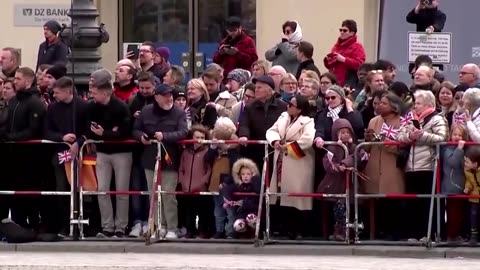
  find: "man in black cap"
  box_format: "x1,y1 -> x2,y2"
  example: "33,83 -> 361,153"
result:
238,75 -> 287,171
43,64 -> 68,105
212,17 -> 258,82
133,84 -> 188,239
36,20 -> 69,71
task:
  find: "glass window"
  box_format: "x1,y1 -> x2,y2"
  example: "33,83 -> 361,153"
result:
121,0 -> 256,66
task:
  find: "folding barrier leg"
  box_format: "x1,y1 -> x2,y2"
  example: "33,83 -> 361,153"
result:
145,143 -> 162,245
254,144 -> 268,247
426,148 -> 440,248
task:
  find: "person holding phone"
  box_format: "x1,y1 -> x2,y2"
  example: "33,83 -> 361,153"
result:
406,0 -> 446,34
212,17 -> 258,82
397,90 -> 448,242
74,69 -> 133,238
323,19 -> 365,87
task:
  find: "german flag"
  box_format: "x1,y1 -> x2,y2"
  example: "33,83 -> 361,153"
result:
162,144 -> 172,165
164,152 -> 172,165
82,155 -> 96,166
287,141 -> 306,159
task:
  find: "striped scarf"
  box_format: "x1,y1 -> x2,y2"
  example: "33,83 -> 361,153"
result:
326,105 -> 343,122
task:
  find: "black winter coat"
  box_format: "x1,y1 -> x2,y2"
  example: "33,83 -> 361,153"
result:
133,102 -> 188,171
314,106 -> 364,142
36,39 -> 68,70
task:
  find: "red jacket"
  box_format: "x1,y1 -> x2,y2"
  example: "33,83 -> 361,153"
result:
113,82 -> 138,102
323,35 -> 366,86
213,32 -> 258,80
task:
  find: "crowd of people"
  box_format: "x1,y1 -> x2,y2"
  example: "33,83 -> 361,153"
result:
2,0 -> 480,245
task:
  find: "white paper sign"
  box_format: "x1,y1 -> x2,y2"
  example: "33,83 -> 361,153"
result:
13,4 -> 71,27
408,32 -> 452,64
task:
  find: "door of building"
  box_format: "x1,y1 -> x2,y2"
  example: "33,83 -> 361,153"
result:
121,0 -> 256,79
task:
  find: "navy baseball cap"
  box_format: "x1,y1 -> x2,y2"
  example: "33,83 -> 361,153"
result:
154,84 -> 173,95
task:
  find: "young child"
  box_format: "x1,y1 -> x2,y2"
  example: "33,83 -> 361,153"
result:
207,117 -> 240,239
220,158 -> 261,238
177,125 -> 212,238
441,124 -> 468,242
173,87 -> 192,129
463,146 -> 480,244
317,119 -> 366,241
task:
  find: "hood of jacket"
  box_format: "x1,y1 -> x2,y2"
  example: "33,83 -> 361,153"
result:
331,118 -> 354,142
232,158 -> 260,185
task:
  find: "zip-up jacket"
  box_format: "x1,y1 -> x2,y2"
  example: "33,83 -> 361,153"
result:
178,146 -> 211,192
6,87 -> 46,141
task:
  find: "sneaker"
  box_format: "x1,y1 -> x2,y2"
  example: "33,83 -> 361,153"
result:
96,230 -> 114,238
159,227 -> 167,238
177,227 -> 187,238
114,231 -> 125,238
129,223 -> 142,238
165,230 -> 178,239
142,224 -> 149,236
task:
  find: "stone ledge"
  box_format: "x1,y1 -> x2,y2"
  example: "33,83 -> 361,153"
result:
3,242 -> 480,259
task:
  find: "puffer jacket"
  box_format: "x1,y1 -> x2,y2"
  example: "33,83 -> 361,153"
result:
466,107 -> 480,143
398,113 -> 448,172
440,146 -> 465,195
178,145 -> 211,192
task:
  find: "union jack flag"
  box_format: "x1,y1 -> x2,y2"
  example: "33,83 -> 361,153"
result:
400,111 -> 413,127
453,112 -> 467,124
58,150 -> 72,164
381,123 -> 399,140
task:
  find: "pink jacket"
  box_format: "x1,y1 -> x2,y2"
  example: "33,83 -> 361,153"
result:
178,146 -> 212,192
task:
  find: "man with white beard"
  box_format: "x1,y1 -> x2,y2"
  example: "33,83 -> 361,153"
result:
133,84 -> 188,239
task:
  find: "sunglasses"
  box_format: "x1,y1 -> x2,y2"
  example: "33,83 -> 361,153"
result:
339,28 -> 349,33
325,96 -> 337,101
287,102 -> 297,108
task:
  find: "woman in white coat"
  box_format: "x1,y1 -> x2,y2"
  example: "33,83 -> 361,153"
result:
266,95 -> 315,238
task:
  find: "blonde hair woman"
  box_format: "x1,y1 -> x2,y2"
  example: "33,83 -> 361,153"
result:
251,60 -> 269,78
186,78 -> 217,129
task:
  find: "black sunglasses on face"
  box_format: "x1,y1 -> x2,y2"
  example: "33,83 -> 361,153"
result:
287,102 -> 297,108
325,96 -> 337,101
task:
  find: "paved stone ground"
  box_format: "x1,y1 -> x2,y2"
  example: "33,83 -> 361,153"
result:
0,252 -> 479,270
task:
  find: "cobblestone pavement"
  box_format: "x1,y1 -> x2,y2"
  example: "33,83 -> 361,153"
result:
0,253 -> 479,270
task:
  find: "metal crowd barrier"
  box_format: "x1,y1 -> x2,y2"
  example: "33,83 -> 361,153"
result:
0,140 -> 75,237
353,141 -> 440,248
151,139 -> 269,247
264,141 -> 351,245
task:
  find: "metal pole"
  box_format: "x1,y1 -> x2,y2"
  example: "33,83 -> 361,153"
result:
254,143 -> 268,246
342,143 -> 351,244
353,142 -> 362,243
426,145 -> 440,248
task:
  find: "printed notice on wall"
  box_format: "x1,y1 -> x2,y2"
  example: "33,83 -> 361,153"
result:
408,32 -> 452,64
13,4 -> 71,27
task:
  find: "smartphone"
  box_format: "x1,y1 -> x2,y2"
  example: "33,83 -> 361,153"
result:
127,44 -> 140,59
423,0 -> 432,6
142,134 -> 149,141
91,121 -> 99,129
412,120 -> 421,129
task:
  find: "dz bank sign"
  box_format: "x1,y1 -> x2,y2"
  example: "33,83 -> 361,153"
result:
14,4 -> 71,27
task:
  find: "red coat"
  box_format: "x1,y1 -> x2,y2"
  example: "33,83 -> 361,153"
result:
213,32 -> 258,79
323,35 -> 366,86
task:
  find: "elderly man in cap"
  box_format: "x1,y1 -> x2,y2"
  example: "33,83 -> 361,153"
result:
213,17 -> 258,81
239,75 -> 287,170
73,68 -> 133,238
36,20 -> 69,70
133,84 -> 188,239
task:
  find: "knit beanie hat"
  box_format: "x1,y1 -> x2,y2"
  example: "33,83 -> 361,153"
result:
326,85 -> 345,99
227,69 -> 248,86
156,47 -> 170,62
46,65 -> 67,80
44,20 -> 62,35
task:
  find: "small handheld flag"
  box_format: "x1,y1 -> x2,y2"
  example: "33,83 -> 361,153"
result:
161,144 -> 172,165
380,123 -> 399,140
58,150 -> 72,164
286,141 -> 306,159
400,111 -> 413,127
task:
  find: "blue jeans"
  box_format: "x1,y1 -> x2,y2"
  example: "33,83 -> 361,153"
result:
213,195 -> 235,235
130,163 -> 148,226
